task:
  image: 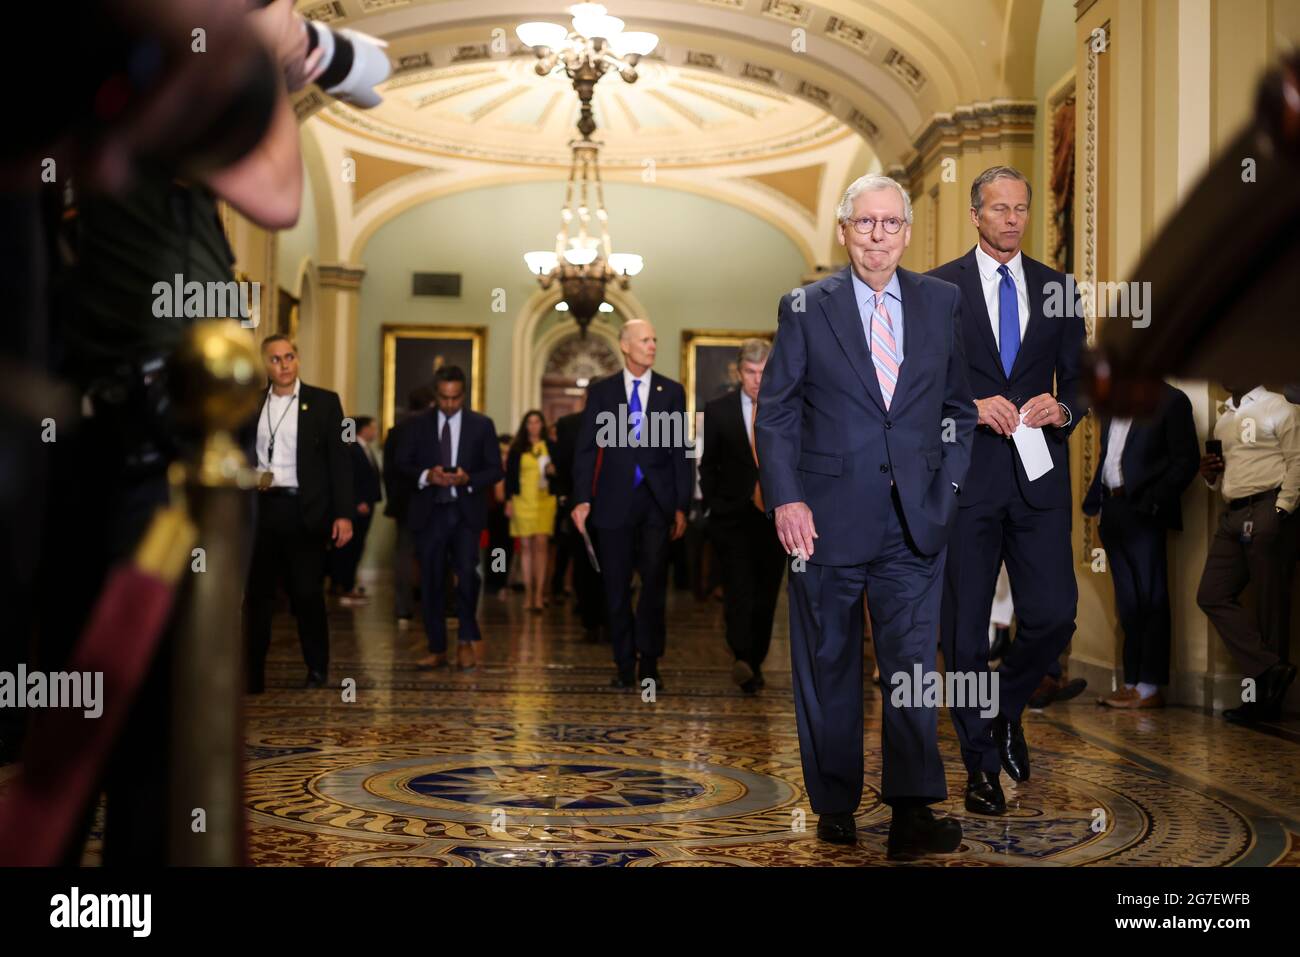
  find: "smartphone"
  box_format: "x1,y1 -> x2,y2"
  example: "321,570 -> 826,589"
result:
1206,439 -> 1223,457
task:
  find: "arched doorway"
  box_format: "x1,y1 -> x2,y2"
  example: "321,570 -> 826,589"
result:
540,332 -> 622,424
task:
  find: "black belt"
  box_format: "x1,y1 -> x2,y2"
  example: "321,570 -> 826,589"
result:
1229,487 -> 1279,510
262,486 -> 299,497
1102,485 -> 1125,498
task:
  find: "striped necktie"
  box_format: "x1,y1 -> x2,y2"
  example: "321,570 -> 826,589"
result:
870,292 -> 900,409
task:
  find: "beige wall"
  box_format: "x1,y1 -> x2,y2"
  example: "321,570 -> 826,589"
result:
1071,0 -> 1300,706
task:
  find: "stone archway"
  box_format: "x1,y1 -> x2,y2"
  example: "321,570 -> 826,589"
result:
539,332 -> 622,425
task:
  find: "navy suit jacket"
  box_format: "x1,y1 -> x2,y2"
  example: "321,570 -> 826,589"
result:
349,441 -> 382,507
396,408 -> 503,533
1083,382 -> 1199,530
928,247 -> 1089,510
573,370 -> 693,528
755,265 -> 977,562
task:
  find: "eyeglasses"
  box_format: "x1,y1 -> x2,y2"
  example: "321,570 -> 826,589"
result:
843,216 -> 905,235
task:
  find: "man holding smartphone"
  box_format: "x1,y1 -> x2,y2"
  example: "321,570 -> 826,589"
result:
397,366 -> 503,672
1197,382 -> 1300,721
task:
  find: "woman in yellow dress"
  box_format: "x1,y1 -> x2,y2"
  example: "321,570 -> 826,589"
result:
505,410 -> 558,612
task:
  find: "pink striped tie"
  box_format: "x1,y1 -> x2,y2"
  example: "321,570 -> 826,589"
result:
870,293 -> 900,409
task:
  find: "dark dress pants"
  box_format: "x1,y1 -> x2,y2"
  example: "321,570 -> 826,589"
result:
711,506 -> 786,673
329,510 -> 372,593
594,482 -> 671,675
941,475 -> 1077,775
1197,492 -> 1296,674
245,492 -> 331,680
1099,496 -> 1172,685
416,503 -> 483,652
788,493 -> 947,812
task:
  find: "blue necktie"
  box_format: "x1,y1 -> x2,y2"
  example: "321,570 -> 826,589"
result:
629,379 -> 644,488
997,263 -> 1020,378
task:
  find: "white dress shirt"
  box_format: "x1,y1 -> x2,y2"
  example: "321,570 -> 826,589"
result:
1207,386 -> 1300,512
1101,418 -> 1133,489
623,366 -> 651,414
974,245 -> 1029,349
257,379 -> 300,489
418,408 -> 463,498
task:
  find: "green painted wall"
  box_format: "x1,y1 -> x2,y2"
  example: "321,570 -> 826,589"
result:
352,180 -> 807,574
354,180 -> 808,430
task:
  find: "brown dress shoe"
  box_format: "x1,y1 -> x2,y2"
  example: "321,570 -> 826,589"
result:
1098,687 -> 1139,707
415,653 -> 447,670
1107,689 -> 1165,709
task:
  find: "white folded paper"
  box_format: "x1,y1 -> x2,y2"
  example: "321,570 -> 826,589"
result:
536,454 -> 551,488
1010,414 -> 1054,481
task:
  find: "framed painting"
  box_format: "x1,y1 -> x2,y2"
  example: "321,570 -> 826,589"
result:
381,325 -> 486,437
680,328 -> 775,429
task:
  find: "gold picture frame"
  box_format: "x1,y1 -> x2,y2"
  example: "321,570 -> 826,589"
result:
381,324 -> 487,437
680,328 -> 775,429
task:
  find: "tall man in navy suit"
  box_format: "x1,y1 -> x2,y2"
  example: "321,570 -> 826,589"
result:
397,365 -> 503,672
756,174 -> 976,858
929,167 -> 1088,817
572,319 -> 693,691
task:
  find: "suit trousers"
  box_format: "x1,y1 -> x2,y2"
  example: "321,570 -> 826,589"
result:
942,475 -> 1077,775
594,482 -> 671,674
329,511 -> 372,593
788,492 -> 948,812
1197,491 -> 1296,674
1099,497 -> 1172,685
245,493 -> 331,679
710,507 -> 786,672
416,504 -> 483,652
393,523 -> 416,618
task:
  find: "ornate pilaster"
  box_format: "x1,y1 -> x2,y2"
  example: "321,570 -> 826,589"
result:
315,262 -> 367,412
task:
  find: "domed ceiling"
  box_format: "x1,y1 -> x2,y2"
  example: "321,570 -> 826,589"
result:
316,55 -> 853,168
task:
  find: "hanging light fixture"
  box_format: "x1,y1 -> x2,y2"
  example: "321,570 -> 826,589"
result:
519,4 -> 655,335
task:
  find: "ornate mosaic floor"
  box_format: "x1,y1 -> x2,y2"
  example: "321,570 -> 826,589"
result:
234,584 -> 1300,867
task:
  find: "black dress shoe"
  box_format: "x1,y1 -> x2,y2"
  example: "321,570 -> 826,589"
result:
994,715 -> 1030,782
638,667 -> 665,694
1261,662 -> 1298,713
988,626 -> 1012,662
815,812 -> 857,845
247,675 -> 266,695
753,669 -> 766,689
610,672 -> 635,689
739,678 -> 759,695
1224,701 -> 1263,724
887,804 -> 962,860
1053,677 -> 1088,703
964,770 -> 1006,815
304,671 -> 327,689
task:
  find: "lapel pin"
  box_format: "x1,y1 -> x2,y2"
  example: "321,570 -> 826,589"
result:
656,385 -> 663,392
301,403 -> 309,411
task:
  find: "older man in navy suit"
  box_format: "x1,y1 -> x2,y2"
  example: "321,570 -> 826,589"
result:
756,173 -> 976,859
929,167 -> 1089,817
572,319 -> 693,692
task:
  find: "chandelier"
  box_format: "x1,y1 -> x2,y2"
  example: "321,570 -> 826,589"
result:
519,4 -> 655,335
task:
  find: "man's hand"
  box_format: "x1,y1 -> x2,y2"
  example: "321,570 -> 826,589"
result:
424,466 -> 450,486
774,502 -> 818,559
571,502 -> 591,535
451,467 -> 469,487
357,502 -> 371,516
976,395 -> 1020,436
1020,393 -> 1066,429
671,510 -> 687,541
1199,453 -> 1225,481
332,518 -> 353,548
